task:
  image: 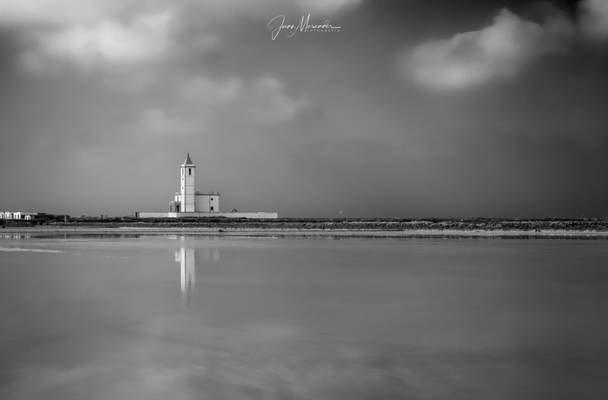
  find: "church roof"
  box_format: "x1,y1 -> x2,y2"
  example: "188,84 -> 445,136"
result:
183,153 -> 194,165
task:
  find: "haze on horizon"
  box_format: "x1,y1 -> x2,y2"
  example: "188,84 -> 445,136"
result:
1,0 -> 607,218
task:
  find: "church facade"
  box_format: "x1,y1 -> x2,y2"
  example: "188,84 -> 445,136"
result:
169,153 -> 221,213
136,154 -> 278,219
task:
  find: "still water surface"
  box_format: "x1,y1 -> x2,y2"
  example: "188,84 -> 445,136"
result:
0,235 -> 607,399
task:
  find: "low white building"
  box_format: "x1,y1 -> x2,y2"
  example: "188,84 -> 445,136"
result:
0,211 -> 36,220
137,154 -> 278,219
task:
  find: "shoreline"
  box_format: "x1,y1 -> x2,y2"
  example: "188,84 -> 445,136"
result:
2,226 -> 608,239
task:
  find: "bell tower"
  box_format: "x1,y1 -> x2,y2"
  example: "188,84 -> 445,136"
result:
180,153 -> 196,212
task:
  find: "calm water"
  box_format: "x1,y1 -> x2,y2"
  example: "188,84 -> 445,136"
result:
0,235 -> 607,399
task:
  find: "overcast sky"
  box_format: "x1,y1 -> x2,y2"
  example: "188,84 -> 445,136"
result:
1,0 -> 607,218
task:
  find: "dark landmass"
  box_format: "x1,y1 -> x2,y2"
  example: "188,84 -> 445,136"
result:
4,216 -> 608,230
2,217 -> 608,238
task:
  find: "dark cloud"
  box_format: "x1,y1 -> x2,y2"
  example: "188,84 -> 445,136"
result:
406,9 -> 573,90
399,0 -> 608,91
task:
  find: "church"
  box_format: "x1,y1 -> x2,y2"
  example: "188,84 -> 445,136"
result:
169,153 -> 220,213
136,154 -> 278,219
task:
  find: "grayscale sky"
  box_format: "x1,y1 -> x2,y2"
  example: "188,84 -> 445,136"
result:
0,0 -> 607,217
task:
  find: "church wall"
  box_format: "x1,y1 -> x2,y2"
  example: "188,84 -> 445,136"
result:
195,194 -> 221,213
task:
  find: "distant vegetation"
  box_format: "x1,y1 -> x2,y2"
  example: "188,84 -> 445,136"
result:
5,215 -> 608,231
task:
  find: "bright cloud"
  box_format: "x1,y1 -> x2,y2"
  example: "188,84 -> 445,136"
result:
0,0 -> 125,25
249,77 -> 309,124
581,0 -> 608,40
402,9 -> 574,91
177,75 -> 307,125
178,75 -> 309,125
0,0 -> 358,30
136,108 -> 193,137
0,0 -> 358,25
4,0 -> 358,73
179,76 -> 243,106
180,0 -> 359,20
294,0 -> 361,13
30,10 -> 174,67
135,74 -> 306,140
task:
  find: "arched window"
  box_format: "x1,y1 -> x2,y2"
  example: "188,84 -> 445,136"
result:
188,168 -> 191,176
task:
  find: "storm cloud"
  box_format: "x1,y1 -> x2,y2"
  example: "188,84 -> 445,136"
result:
402,8 -> 574,90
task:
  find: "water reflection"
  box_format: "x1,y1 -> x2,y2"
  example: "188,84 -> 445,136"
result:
1,238 -> 608,399
174,241 -> 220,308
175,247 -> 195,308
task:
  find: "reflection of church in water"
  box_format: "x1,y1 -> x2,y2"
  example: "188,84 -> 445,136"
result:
175,247 -> 196,306
174,242 -> 220,307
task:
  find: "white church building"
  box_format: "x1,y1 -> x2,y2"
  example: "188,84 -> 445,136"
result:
136,154 -> 278,219
169,153 -> 220,213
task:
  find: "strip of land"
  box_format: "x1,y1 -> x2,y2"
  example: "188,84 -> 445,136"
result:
2,224 -> 608,239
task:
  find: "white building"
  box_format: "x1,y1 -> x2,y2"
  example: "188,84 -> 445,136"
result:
0,211 -> 36,220
170,154 -> 221,213
137,154 -> 278,219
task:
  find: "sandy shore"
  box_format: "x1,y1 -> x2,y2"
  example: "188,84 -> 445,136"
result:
2,226 -> 608,238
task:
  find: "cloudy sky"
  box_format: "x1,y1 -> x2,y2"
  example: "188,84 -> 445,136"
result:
1,0 -> 607,218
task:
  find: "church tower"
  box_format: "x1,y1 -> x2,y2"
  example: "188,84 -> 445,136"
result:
180,153 -> 196,212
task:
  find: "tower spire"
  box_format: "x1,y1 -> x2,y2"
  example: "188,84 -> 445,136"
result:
184,152 -> 193,165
